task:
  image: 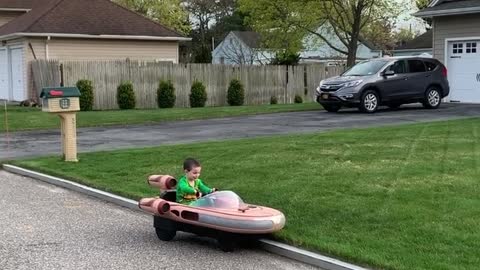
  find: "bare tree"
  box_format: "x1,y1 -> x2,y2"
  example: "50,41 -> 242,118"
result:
183,0 -> 236,45
220,38 -> 258,65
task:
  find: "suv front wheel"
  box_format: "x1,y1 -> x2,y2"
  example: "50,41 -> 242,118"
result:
359,90 -> 379,113
423,87 -> 442,109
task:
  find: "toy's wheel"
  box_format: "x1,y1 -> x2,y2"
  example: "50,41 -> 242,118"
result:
155,228 -> 176,241
217,233 -> 235,252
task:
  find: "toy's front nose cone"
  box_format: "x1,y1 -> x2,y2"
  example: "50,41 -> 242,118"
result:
273,213 -> 286,230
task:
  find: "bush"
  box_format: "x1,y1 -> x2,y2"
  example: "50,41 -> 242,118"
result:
76,79 -> 94,111
294,95 -> 303,104
116,81 -> 136,110
270,95 -> 278,105
227,79 -> 245,106
189,81 -> 207,108
270,52 -> 301,65
157,80 -> 176,108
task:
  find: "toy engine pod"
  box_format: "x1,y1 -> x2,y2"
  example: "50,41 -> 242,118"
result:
148,175 -> 177,190
153,200 -> 170,215
138,198 -> 170,215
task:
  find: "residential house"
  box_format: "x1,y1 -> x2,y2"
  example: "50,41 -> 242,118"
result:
0,0 -> 189,102
211,31 -> 269,65
392,30 -> 433,57
212,28 -> 382,66
415,0 -> 480,103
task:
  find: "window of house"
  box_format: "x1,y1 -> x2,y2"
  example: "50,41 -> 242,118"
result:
453,43 -> 464,54
466,42 -> 477,53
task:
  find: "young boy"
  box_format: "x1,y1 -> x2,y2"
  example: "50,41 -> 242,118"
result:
176,158 -> 216,205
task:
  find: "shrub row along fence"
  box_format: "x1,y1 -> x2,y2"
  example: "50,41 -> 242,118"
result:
32,60 -> 344,110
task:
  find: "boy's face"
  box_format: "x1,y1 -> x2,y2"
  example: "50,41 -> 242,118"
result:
185,166 -> 201,181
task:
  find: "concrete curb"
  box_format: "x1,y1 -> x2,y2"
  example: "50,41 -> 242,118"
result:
3,164 -> 370,270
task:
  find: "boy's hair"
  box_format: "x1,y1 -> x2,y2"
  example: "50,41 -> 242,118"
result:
183,158 -> 201,171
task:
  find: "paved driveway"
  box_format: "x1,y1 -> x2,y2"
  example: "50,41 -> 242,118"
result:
0,171 -> 317,270
1,103 -> 480,160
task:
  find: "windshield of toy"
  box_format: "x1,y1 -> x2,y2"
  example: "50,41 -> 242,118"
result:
190,191 -> 246,209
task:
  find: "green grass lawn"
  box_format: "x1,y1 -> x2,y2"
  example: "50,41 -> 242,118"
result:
10,118 -> 480,270
0,103 -> 321,132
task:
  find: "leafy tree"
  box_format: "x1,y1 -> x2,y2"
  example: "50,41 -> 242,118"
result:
114,0 -> 190,35
240,0 -> 403,67
183,0 -> 238,62
239,0 -> 306,56
415,0 -> 432,29
395,28 -> 418,44
270,51 -> 300,65
194,45 -> 212,63
362,16 -> 396,52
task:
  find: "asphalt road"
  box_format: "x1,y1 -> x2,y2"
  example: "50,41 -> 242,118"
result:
0,170 -> 318,270
1,103 -> 480,161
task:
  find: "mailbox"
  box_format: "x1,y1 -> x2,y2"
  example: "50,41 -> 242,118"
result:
39,86 -> 81,162
40,87 -> 81,113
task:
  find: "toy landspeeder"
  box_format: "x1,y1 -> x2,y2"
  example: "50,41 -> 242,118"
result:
138,175 -> 286,251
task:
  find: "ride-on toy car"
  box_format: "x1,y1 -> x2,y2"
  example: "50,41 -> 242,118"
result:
138,175 -> 286,251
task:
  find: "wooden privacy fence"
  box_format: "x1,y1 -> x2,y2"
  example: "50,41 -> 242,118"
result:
31,60 -> 344,110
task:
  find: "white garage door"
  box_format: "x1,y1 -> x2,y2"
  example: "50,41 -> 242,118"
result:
10,48 -> 25,101
448,40 -> 480,103
0,48 -> 8,100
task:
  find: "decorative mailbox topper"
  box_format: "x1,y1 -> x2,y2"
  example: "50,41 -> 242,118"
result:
40,87 -> 81,113
40,87 -> 81,162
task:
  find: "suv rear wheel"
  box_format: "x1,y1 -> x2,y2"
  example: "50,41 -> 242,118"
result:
359,90 -> 379,113
323,104 -> 341,113
423,87 -> 442,109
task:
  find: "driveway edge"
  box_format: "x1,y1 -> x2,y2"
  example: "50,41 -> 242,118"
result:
3,164 -> 370,270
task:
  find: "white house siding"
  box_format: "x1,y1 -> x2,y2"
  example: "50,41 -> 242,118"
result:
214,27 -> 382,66
46,38 -> 179,62
433,14 -> 480,63
24,37 -> 179,99
302,27 -> 382,61
212,33 -> 269,65
392,49 -> 433,57
26,38 -> 48,99
0,11 -> 25,27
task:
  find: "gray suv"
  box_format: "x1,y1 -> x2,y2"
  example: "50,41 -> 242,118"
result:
315,57 -> 450,113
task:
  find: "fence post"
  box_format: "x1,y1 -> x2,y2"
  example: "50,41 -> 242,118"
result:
59,63 -> 64,87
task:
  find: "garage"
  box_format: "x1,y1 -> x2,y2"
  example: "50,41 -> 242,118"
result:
10,47 -> 25,101
0,47 -> 7,100
447,40 -> 480,103
0,46 -> 25,101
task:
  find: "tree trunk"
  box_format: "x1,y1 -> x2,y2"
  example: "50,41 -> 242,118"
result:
347,0 -> 364,67
347,40 -> 358,67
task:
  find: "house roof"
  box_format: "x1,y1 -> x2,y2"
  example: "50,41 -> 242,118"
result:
394,30 -> 432,51
0,0 -> 35,10
232,31 -> 262,48
358,37 -> 379,51
415,0 -> 480,17
0,0 -> 189,40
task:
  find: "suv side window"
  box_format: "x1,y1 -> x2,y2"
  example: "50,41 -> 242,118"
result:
387,60 -> 406,74
407,60 -> 426,73
424,61 -> 437,71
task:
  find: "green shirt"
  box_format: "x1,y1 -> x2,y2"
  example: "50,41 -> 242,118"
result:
176,175 -> 213,204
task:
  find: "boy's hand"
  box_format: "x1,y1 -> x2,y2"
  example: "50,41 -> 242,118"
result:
211,188 -> 218,193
